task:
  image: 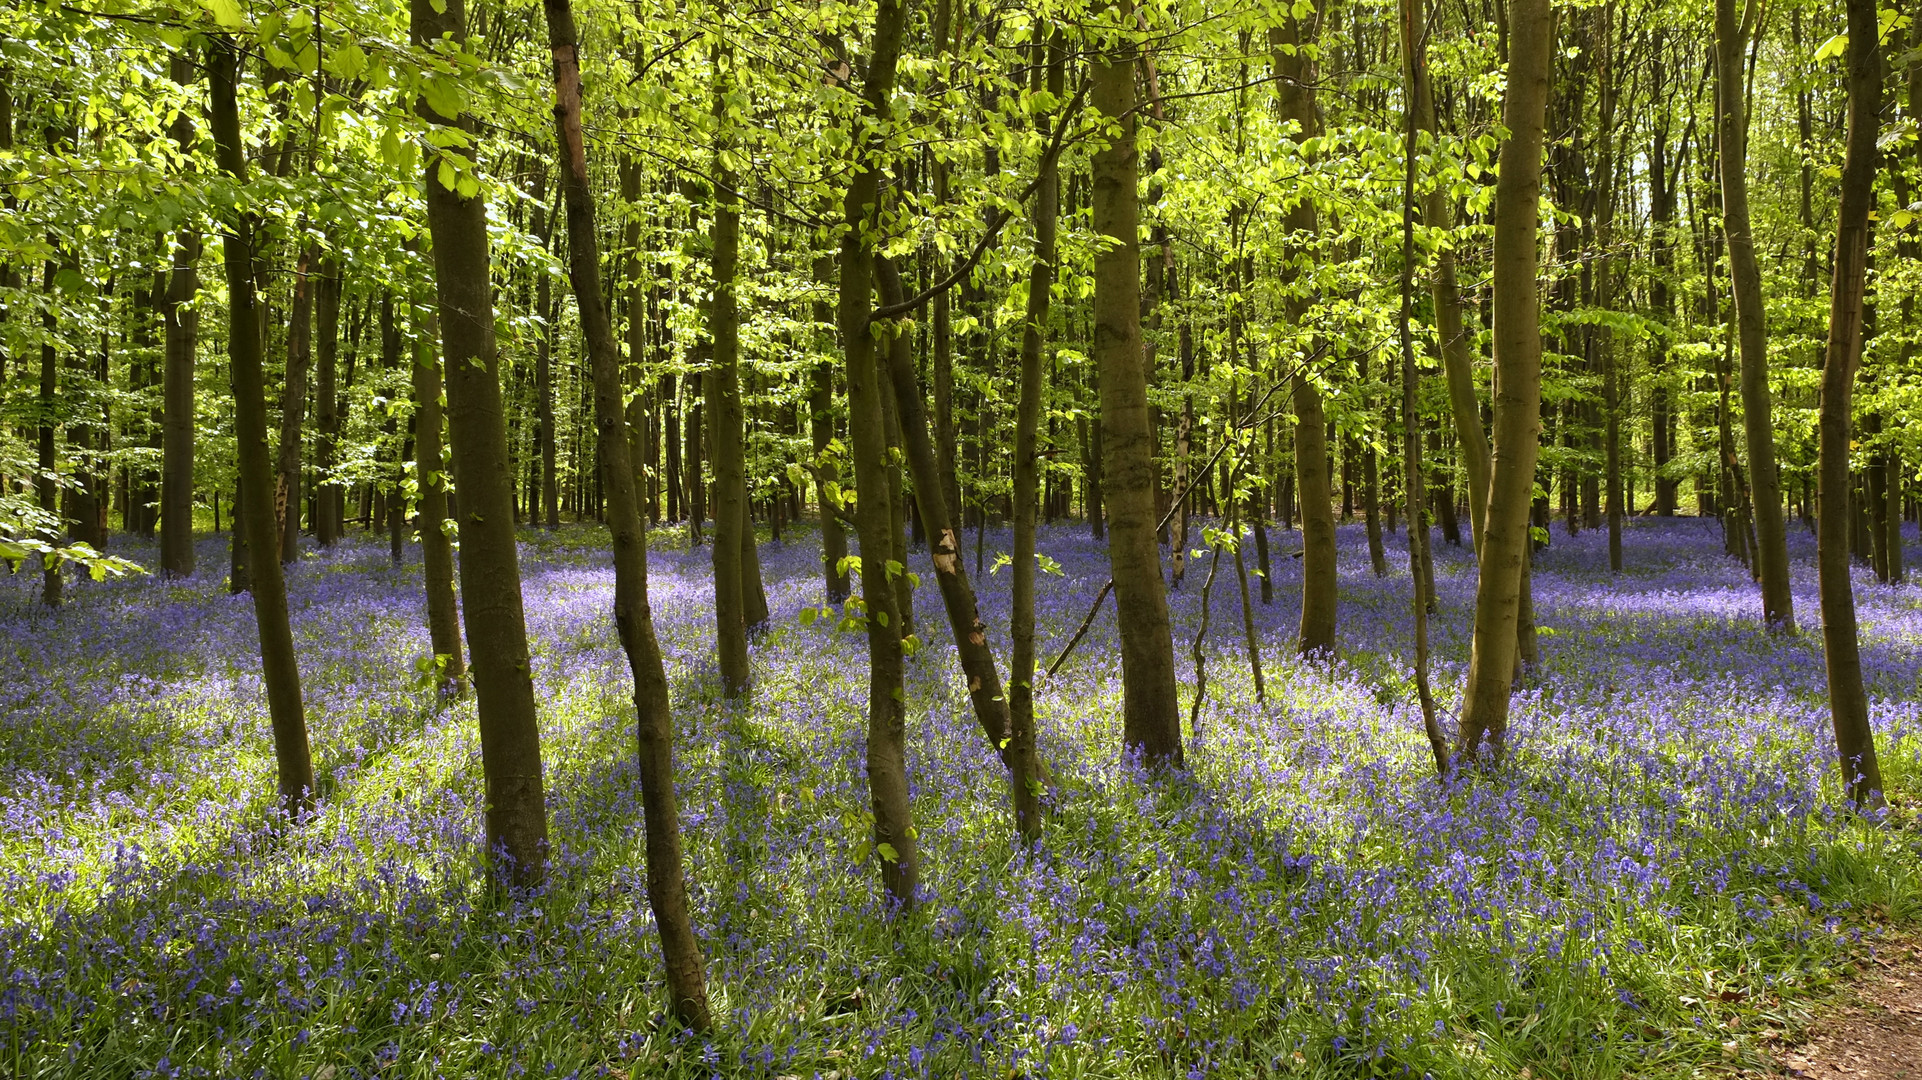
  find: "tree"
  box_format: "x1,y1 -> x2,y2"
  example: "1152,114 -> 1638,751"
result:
208,35 -> 314,818
1457,0 -> 1553,761
542,0 -> 713,1024
412,0 -> 550,888
1713,0 -> 1793,629
1091,8 -> 1182,768
1815,0 -> 1885,810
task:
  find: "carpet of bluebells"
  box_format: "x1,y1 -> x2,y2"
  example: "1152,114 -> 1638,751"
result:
4,516 -> 1922,1079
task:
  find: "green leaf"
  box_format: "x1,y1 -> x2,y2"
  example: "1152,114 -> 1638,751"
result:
1814,32 -> 1849,62
876,842 -> 898,863
437,159 -> 457,192
205,0 -> 246,30
327,42 -> 368,81
422,75 -> 465,121
799,606 -> 818,626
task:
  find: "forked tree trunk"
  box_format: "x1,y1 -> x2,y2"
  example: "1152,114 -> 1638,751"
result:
209,37 -> 314,817
1714,0 -> 1794,630
1816,0 -> 1886,810
1456,0 -> 1552,761
411,0 -> 550,888
1092,12 -> 1183,768
543,0 -> 713,1022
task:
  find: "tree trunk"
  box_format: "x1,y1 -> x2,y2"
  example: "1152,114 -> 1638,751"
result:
160,54 -> 200,578
1816,0 -> 1886,810
705,71 -> 752,697
38,259 -> 62,607
316,253 -> 342,547
278,244 -> 314,565
412,0 -> 550,888
1271,18 -> 1338,655
1714,0 -> 1794,629
209,37 -> 315,818
1005,29 -> 1065,844
1092,17 -> 1183,768
811,256 -> 851,601
534,191 -> 560,530
412,306 -> 465,697
1455,0 -> 1552,761
836,0 -> 918,909
542,0 -> 712,1022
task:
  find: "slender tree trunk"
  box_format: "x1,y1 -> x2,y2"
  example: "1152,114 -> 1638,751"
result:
542,0 -> 712,1021
1006,30 -> 1065,844
278,244 -> 314,565
1456,0 -> 1552,761
1816,0 -> 1885,809
1714,0 -> 1794,629
1092,14 -> 1183,768
160,55 -> 200,578
811,256 -> 851,601
534,191 -> 560,530
705,64 -> 752,697
412,0 -> 550,888
316,253 -> 342,547
38,259 -> 62,607
209,38 -> 314,817
412,306 -> 465,696
1595,10 -> 1622,572
836,0 -> 918,909
1271,18 -> 1337,654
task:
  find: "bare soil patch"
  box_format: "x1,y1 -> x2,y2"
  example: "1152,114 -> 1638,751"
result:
1777,941 -> 1922,1079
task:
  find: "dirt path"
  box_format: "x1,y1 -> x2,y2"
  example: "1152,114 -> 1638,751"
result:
1778,941 -> 1922,1079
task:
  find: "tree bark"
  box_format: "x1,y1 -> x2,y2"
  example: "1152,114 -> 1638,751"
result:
160,54 -> 200,578
705,60 -> 752,697
412,305 -> 465,696
1092,13 -> 1183,768
1456,0 -> 1552,760
209,37 -> 315,817
1271,17 -> 1338,655
1714,0 -> 1794,629
412,0 -> 550,887
278,244 -> 315,564
316,253 -> 342,547
810,254 -> 851,601
1816,0 -> 1886,810
542,0 -> 713,1022
836,0 -> 918,909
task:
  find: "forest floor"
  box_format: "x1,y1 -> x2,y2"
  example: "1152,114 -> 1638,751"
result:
1772,936 -> 1922,1079
4,516 -> 1922,1079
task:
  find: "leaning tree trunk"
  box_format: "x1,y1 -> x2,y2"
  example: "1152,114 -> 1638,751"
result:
1816,0 -> 1886,810
836,0 -> 918,910
1456,0 -> 1552,761
412,0 -> 550,888
1714,0 -> 1794,630
1092,11 -> 1183,768
209,37 -> 314,817
1271,16 -> 1338,655
411,306 -> 465,697
543,0 -> 713,1023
